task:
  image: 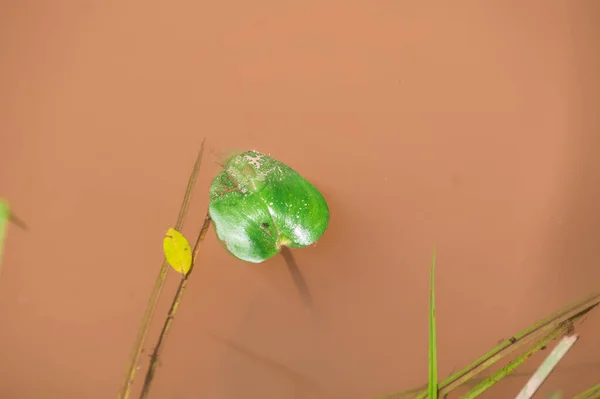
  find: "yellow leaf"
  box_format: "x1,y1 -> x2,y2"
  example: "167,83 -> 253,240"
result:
163,227 -> 192,275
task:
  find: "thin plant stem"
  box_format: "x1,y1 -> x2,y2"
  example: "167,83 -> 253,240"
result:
0,200 -> 9,277
118,139 -> 206,399
460,320 -> 577,399
571,383 -> 600,399
138,212 -> 212,399
515,334 -> 579,399
431,298 -> 599,399
429,249 -> 438,399
373,288 -> 600,399
280,246 -> 313,310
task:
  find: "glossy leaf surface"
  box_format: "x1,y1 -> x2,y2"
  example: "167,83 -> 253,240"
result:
208,151 -> 329,263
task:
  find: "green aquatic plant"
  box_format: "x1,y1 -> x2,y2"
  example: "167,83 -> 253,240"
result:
122,146 -> 330,398
372,282 -> 600,399
515,334 -> 579,399
208,150 -> 330,263
116,144 -> 599,399
428,250 -> 438,399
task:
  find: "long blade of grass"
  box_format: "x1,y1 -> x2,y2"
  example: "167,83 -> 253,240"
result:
0,200 -> 9,276
432,299 -> 599,399
118,138 -> 206,399
515,334 -> 579,399
429,249 -> 438,399
373,288 -> 600,399
460,320 -> 577,399
138,212 -> 212,399
571,383 -> 600,399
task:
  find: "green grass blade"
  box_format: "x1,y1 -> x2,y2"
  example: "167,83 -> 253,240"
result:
429,249 -> 438,399
460,328 -> 563,398
460,318 -> 583,399
515,334 -> 579,399
571,383 -> 600,399
0,200 -> 10,276
118,139 -> 206,399
373,289 -> 600,399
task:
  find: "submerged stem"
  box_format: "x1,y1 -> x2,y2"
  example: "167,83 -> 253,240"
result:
280,246 -> 313,310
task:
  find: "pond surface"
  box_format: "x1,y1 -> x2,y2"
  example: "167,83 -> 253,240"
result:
1,2 -> 599,398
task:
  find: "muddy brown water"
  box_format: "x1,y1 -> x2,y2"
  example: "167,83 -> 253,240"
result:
1,2 -> 600,399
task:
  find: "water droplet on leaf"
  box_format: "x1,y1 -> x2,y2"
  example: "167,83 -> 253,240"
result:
208,151 -> 330,263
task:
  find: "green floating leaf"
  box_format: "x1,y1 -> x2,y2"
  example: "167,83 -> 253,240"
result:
163,227 -> 192,275
208,150 -> 330,263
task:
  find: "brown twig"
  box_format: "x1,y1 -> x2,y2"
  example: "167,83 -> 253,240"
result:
117,139 -> 206,399
138,213 -> 212,399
